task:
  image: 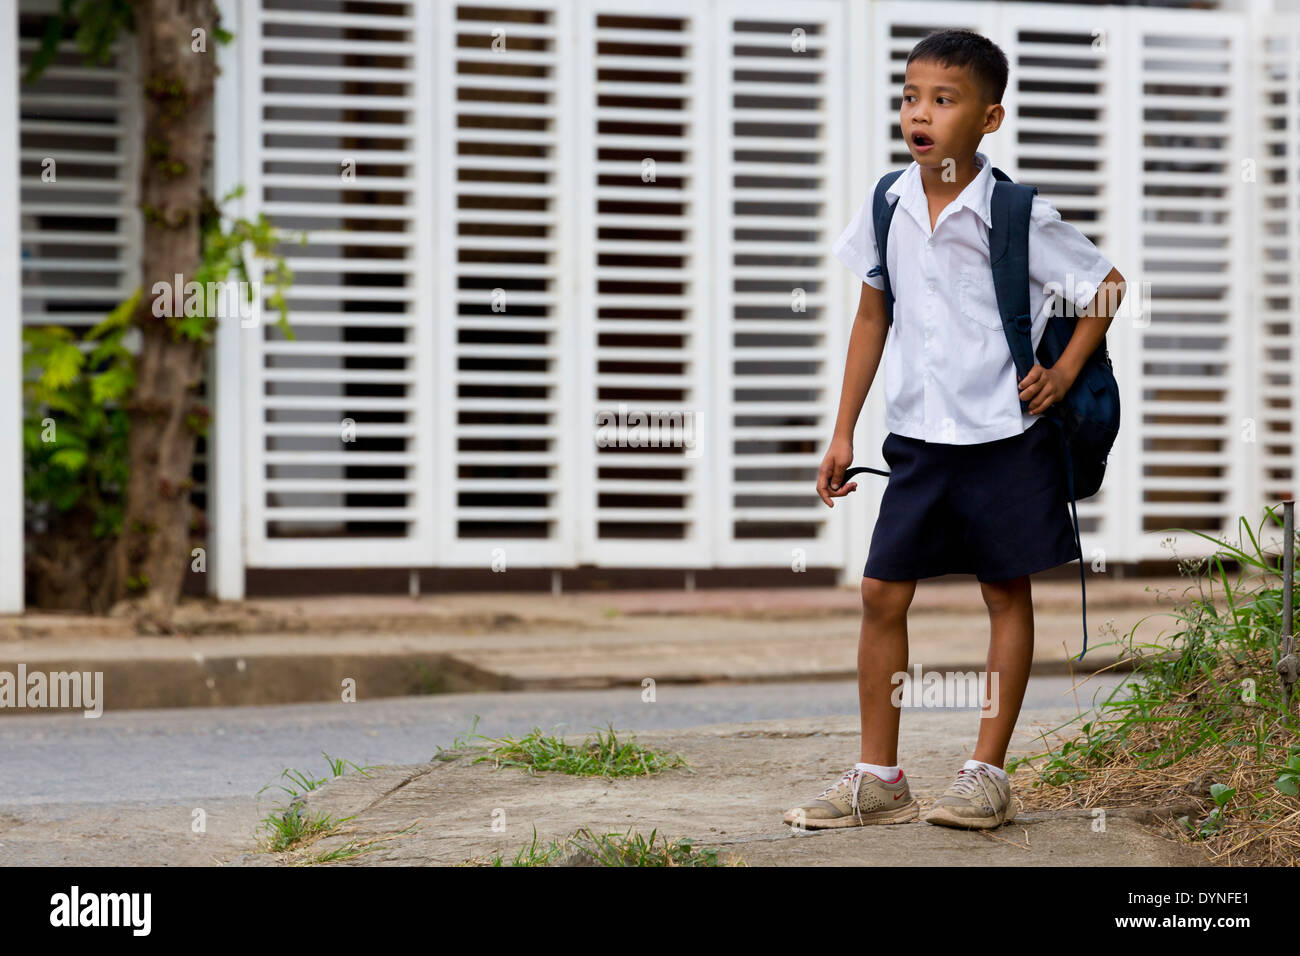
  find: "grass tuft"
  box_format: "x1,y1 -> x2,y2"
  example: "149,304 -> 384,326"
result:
257,752 -> 374,853
260,804 -> 354,853
433,716 -> 687,777
473,724 -> 688,777
464,825 -> 737,867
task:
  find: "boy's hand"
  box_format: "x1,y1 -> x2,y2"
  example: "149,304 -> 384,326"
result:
1018,364 -> 1074,416
817,437 -> 857,507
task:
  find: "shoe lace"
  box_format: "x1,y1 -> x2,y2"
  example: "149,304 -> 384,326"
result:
820,768 -> 869,824
949,767 -> 997,806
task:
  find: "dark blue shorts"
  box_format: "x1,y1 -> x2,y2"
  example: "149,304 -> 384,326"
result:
863,418 -> 1079,582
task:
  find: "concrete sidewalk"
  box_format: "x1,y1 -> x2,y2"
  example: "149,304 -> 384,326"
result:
0,575 -> 1209,639
246,712 -> 1208,867
0,577 -> 1205,710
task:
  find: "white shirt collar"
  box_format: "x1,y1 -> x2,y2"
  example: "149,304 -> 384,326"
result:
886,150 -> 995,230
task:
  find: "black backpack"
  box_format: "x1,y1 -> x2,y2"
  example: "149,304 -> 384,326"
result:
842,165 -> 1121,660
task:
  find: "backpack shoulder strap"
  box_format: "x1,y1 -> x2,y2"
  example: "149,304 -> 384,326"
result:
870,169 -> 907,326
989,168 -> 1037,414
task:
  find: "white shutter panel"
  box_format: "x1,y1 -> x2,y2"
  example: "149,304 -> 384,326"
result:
1257,17 -> 1300,522
18,0 -> 139,330
242,0 -> 434,566
713,0 -> 847,567
575,2 -> 714,566
435,0 -> 577,567
1128,10 -> 1251,560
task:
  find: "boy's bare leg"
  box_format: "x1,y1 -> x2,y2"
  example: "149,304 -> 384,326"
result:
858,576 -> 916,764
973,574 -> 1035,767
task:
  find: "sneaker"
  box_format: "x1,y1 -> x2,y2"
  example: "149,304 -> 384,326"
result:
782,767 -> 919,829
922,765 -> 1016,829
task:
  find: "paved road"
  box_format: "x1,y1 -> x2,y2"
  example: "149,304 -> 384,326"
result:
0,674 -> 1129,807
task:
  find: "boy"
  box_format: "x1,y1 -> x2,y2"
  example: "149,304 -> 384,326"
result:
785,29 -> 1125,830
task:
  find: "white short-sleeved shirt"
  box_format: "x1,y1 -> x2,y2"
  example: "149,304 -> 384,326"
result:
832,150 -> 1113,445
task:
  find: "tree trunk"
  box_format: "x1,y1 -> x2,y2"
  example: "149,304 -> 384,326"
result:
107,0 -> 218,624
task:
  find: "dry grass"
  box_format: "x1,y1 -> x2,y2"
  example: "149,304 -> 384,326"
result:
1011,507 -> 1300,866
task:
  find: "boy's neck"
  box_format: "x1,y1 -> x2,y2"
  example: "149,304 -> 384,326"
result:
917,151 -> 983,203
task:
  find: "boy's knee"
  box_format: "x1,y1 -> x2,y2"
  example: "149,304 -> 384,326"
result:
979,576 -> 1030,614
861,576 -> 914,622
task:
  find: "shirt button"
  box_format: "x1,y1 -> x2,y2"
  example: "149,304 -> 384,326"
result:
926,238 -> 935,249
926,282 -> 936,294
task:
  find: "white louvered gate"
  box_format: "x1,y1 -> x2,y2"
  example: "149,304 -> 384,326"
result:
1127,9 -> 1255,562
436,0 -> 577,569
219,0 -> 1299,576
235,0 -> 436,567
575,1 -> 715,567
711,0 -> 849,570
15,0 -> 1300,607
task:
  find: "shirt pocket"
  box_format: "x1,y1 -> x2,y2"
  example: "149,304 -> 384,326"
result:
957,267 -> 1006,332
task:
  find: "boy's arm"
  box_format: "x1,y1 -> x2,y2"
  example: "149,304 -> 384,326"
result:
1018,266 -> 1125,415
818,280 -> 889,506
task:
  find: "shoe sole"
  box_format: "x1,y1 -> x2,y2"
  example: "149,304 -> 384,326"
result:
783,800 -> 921,829
921,803 -> 1017,830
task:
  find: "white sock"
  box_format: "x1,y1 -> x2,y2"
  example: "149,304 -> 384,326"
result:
963,758 -> 1008,781
855,761 -> 901,782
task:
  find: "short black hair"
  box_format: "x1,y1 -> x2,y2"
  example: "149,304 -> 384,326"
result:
906,29 -> 1008,106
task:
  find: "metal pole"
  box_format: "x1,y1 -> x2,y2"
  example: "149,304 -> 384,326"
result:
1277,500 -> 1298,708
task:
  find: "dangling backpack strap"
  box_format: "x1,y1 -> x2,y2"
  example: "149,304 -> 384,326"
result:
1048,413 -> 1089,660
989,168 -> 1089,660
842,465 -> 890,481
870,169 -> 907,325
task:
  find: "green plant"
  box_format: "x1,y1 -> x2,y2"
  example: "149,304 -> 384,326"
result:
22,291 -> 138,540
304,841 -> 371,865
1275,750 -> 1300,797
183,184 -> 299,346
415,661 -> 445,696
260,803 -> 353,853
258,752 -> 372,801
473,724 -> 689,777
568,827 -> 723,867
256,753 -> 371,853
474,825 -> 731,867
22,188 -> 297,549
23,0 -> 134,83
483,825 -> 568,867
322,752 -> 374,779
433,714 -> 487,762
258,767 -> 326,801
1013,503 -> 1300,864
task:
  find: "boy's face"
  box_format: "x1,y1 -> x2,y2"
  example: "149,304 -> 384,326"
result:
901,58 -> 1002,170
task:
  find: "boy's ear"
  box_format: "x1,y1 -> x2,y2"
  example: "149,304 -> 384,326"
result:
984,104 -> 1004,134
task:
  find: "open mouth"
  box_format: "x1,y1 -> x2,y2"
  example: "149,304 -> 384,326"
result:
911,130 -> 935,151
